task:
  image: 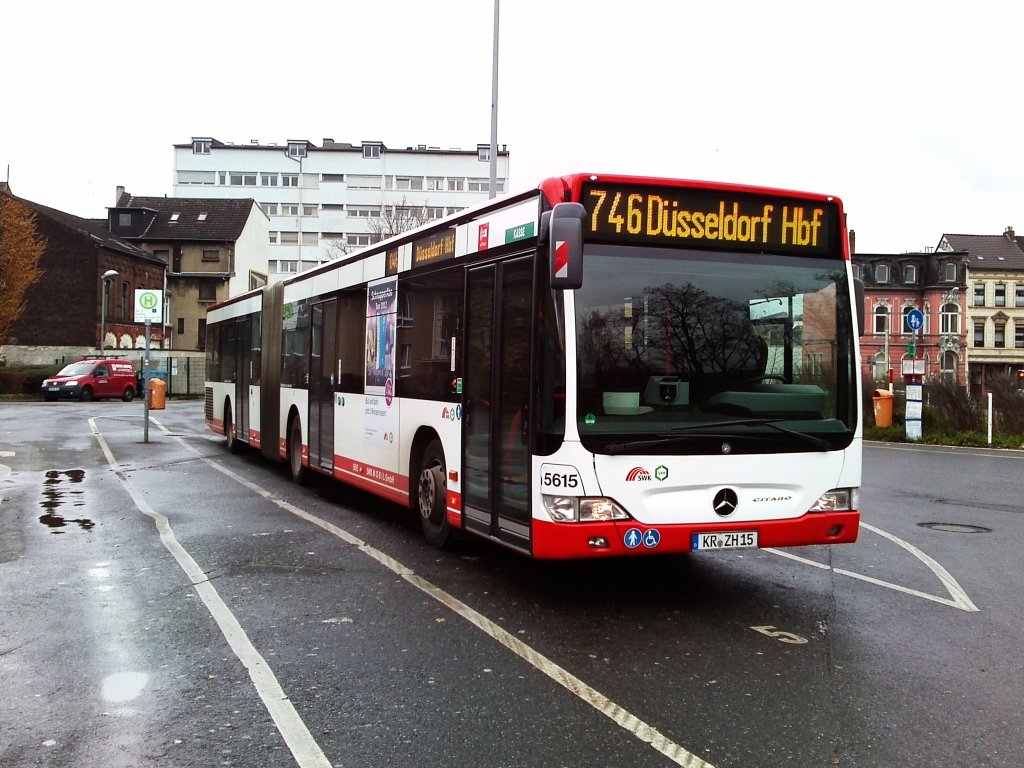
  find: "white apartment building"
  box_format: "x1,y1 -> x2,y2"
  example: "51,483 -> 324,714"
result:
173,137 -> 510,279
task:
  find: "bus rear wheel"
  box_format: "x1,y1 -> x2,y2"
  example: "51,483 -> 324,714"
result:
288,416 -> 309,485
417,440 -> 451,548
224,406 -> 243,454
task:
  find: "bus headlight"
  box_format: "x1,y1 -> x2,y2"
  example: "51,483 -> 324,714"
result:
542,495 -> 630,522
808,487 -> 859,512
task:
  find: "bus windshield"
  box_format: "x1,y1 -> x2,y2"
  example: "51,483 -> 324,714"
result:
574,244 -> 858,454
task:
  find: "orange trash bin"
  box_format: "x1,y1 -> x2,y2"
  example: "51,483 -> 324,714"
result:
872,388 -> 893,428
147,377 -> 166,410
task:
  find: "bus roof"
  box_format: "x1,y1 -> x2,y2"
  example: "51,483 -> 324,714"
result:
209,172 -> 847,312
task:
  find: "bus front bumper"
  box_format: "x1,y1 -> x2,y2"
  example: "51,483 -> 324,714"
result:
530,511 -> 860,560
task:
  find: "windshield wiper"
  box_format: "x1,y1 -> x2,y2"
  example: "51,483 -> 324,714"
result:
605,435 -> 703,455
671,418 -> 829,450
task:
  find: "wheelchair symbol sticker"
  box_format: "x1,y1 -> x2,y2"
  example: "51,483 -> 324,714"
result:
624,528 -> 661,549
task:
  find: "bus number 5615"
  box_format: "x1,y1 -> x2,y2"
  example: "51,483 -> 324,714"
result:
541,466 -> 582,490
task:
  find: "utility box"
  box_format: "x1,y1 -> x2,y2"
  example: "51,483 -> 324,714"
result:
872,388 -> 893,428
147,377 -> 166,410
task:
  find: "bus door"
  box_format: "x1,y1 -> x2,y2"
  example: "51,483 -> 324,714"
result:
235,318 -> 251,442
463,256 -> 534,551
308,299 -> 338,471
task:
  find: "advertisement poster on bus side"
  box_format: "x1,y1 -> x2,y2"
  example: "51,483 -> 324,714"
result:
364,277 -> 397,446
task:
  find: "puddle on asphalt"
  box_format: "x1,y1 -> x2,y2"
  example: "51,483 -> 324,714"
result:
101,671 -> 149,702
38,469 -> 93,533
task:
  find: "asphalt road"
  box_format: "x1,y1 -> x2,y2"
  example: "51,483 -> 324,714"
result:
1,399 -> 1021,768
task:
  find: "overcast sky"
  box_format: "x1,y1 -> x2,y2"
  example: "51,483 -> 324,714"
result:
3,0 -> 1022,254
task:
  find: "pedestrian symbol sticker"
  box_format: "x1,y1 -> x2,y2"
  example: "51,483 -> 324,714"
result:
624,528 -> 661,549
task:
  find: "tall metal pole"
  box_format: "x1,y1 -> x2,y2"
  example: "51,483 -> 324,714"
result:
143,319 -> 151,443
297,155 -> 303,269
99,287 -> 107,352
99,270 -> 118,351
489,0 -> 499,199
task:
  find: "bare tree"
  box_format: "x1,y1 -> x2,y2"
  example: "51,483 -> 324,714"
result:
324,196 -> 435,259
0,195 -> 46,345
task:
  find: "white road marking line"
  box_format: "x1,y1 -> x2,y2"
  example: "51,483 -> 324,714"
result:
868,441 -> 1024,460
859,521 -> 979,612
766,522 -> 979,612
0,450 -> 14,479
153,419 -> 716,768
90,419 -> 333,768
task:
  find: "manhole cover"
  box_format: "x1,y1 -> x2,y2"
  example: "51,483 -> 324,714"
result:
918,522 -> 991,534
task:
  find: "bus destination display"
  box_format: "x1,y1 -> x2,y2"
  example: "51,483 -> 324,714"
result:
583,183 -> 838,255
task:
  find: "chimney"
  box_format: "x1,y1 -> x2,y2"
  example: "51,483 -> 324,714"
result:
116,185 -> 125,205
1004,226 -> 1015,239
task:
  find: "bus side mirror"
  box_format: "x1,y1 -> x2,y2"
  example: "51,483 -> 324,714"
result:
541,202 -> 585,289
853,278 -> 865,337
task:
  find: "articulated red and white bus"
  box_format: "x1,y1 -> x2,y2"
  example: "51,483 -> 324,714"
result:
205,173 -> 863,559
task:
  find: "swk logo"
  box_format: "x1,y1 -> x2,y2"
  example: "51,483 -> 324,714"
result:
626,467 -> 652,482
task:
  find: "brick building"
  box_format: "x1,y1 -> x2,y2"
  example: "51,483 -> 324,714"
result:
852,247 -> 967,386
1,183 -> 166,365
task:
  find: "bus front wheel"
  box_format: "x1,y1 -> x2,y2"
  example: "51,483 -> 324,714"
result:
288,416 -> 309,485
417,440 -> 450,548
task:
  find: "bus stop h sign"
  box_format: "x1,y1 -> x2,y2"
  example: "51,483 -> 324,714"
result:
135,289 -> 162,323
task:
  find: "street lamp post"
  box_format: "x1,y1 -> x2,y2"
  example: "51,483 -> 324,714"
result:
883,307 -> 890,391
285,150 -> 304,270
99,269 -> 119,352
489,0 -> 500,199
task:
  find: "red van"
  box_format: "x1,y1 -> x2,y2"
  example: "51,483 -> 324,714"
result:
41,357 -> 138,402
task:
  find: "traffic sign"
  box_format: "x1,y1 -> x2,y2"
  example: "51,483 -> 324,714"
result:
907,309 -> 924,331
135,289 -> 162,323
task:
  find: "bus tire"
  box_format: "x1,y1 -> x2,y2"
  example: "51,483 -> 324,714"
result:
224,404 -> 243,454
417,439 -> 451,548
288,415 -> 309,485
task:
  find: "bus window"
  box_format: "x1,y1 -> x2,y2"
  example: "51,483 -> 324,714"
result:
222,321 -> 238,383
535,276 -> 566,455
250,314 -> 262,385
206,323 -> 221,381
281,299 -> 310,388
337,288 -> 365,393
396,269 -> 463,402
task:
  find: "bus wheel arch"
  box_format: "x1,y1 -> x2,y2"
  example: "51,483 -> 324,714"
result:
411,431 -> 451,549
287,407 -> 309,485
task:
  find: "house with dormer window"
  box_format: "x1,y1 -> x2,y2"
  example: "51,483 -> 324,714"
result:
939,229 -> 1024,393
109,190 -> 269,351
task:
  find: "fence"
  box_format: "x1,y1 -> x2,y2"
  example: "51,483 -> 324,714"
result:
141,355 -> 208,398
52,353 -> 209,398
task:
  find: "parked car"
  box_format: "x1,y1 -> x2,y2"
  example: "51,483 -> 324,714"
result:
41,357 -> 138,402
